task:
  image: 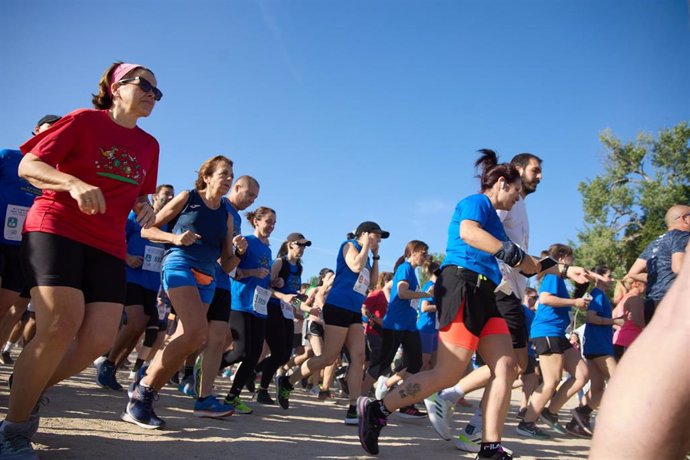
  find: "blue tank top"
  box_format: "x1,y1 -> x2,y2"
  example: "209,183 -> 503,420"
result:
326,240 -> 371,313
268,258 -> 302,307
163,189 -> 228,276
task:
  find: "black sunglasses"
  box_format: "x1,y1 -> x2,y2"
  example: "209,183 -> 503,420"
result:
119,77 -> 163,101
292,242 -> 309,247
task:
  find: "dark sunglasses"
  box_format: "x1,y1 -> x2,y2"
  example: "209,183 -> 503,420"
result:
119,77 -> 163,101
292,242 -> 309,247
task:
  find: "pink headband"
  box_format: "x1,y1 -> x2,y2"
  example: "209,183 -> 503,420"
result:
109,63 -> 144,95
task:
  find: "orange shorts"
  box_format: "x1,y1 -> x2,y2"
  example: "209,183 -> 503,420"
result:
439,296 -> 510,351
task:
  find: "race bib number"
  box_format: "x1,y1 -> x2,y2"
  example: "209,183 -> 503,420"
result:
142,246 -> 164,272
4,205 -> 29,242
253,286 -> 271,316
353,268 -> 370,295
280,300 -> 295,320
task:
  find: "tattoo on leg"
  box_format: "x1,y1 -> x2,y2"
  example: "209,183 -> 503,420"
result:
398,382 -> 421,399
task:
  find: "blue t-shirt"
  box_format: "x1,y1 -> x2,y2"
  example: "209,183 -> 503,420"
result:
125,211 -> 164,292
530,274 -> 572,338
416,280 -> 437,333
640,229 -> 690,300
163,189 -> 228,276
522,305 -> 536,357
326,240 -> 371,313
583,287 -> 614,356
0,149 -> 41,246
214,198 -> 243,292
383,261 -> 419,332
230,234 -> 272,318
442,194 -> 508,285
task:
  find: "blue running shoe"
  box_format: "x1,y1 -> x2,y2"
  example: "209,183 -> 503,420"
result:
193,396 -> 235,418
97,360 -> 123,391
178,376 -> 196,397
0,420 -> 38,460
122,377 -> 165,430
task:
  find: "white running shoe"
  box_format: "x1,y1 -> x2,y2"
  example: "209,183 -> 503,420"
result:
93,355 -> 107,370
453,432 -> 480,453
374,376 -> 389,400
424,392 -> 453,441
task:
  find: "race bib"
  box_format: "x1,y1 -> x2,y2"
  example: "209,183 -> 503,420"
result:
142,245 -> 164,272
353,268 -> 370,295
4,205 -> 29,242
280,300 -> 295,320
253,286 -> 271,316
410,287 -> 421,310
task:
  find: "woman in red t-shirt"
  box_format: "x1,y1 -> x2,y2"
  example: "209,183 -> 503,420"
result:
1,62 -> 161,454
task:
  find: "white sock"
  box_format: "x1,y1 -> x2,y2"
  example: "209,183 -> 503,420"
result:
2,342 -> 16,353
438,383 -> 465,402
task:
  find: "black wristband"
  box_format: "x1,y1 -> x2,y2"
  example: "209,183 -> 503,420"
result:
560,264 -> 569,279
493,241 -> 525,267
372,255 -> 380,260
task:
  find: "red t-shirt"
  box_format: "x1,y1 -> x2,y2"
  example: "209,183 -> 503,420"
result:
20,109 -> 159,259
363,289 -> 388,336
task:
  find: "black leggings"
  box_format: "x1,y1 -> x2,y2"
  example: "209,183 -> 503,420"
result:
222,310 -> 266,397
366,328 -> 422,379
257,303 -> 294,388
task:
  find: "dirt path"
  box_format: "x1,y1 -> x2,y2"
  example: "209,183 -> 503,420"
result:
0,363 -> 590,459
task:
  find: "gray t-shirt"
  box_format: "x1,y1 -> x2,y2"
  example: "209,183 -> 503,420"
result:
640,229 -> 690,300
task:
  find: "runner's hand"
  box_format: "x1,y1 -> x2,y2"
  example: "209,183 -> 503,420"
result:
566,266 -> 591,284
255,267 -> 270,279
573,297 -> 590,309
134,201 -> 156,229
69,179 -> 106,215
272,278 -> 285,289
173,230 -> 201,246
126,254 -> 144,269
233,235 -> 248,255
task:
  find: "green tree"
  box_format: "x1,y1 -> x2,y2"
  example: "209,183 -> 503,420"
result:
575,121 -> 690,276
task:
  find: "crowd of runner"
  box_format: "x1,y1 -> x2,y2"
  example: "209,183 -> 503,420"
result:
1,62 -> 689,460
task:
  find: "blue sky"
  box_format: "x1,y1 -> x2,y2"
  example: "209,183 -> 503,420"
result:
2,0 -> 689,280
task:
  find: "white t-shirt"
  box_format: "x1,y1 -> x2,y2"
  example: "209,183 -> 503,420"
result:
496,195 -> 529,299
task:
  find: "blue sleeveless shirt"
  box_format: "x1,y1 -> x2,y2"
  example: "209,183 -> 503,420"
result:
326,240 -> 371,313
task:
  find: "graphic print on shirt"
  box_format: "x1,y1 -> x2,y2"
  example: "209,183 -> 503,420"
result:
95,146 -> 147,185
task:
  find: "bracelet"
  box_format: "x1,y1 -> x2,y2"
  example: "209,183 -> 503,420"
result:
372,255 -> 380,261
560,264 -> 569,279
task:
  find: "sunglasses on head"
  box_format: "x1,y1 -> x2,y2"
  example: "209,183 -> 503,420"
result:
118,77 -> 163,101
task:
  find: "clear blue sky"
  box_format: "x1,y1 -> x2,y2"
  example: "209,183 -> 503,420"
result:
2,0 -> 689,279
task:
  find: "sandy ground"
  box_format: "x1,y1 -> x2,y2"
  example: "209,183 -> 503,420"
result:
0,359 -> 590,459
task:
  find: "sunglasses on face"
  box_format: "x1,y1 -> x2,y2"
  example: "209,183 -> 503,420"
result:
292,242 -> 309,248
118,77 -> 163,101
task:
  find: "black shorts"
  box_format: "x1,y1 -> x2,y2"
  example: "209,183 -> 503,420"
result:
207,287 -> 231,323
584,353 -> 610,360
305,319 -> 325,339
533,336 -> 573,355
0,243 -> 25,293
323,303 -> 362,328
125,283 -> 158,317
496,292 -> 528,349
523,354 -> 537,375
21,232 -> 125,304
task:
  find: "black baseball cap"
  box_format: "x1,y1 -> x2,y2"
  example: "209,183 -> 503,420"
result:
355,221 -> 390,239
36,114 -> 61,127
287,232 -> 312,246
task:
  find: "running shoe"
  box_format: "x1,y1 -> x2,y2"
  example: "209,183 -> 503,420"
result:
317,389 -> 334,401
1,351 -> 13,365
465,412 -> 483,442
571,407 -> 593,435
93,355 -> 107,370
516,407 -> 527,420
515,421 -> 551,439
97,360 -> 123,391
565,418 -> 592,439
539,408 -> 567,434
374,375 -> 389,400
224,395 -> 253,414
122,382 -> 165,429
222,368 -> 234,379
0,420 -> 38,460
275,376 -> 293,410
424,392 -> 453,441
193,354 -> 203,398
357,396 -> 387,455
397,405 -> 427,419
345,405 -> 359,425
475,446 -> 513,459
454,432 -> 480,453
178,376 -> 196,397
256,389 -> 275,405
308,386 -> 320,396
193,396 -> 235,418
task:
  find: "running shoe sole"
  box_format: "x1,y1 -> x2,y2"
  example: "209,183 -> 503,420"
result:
193,409 -> 234,418
515,425 -> 551,439
453,433 -> 480,453
120,411 -> 163,430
